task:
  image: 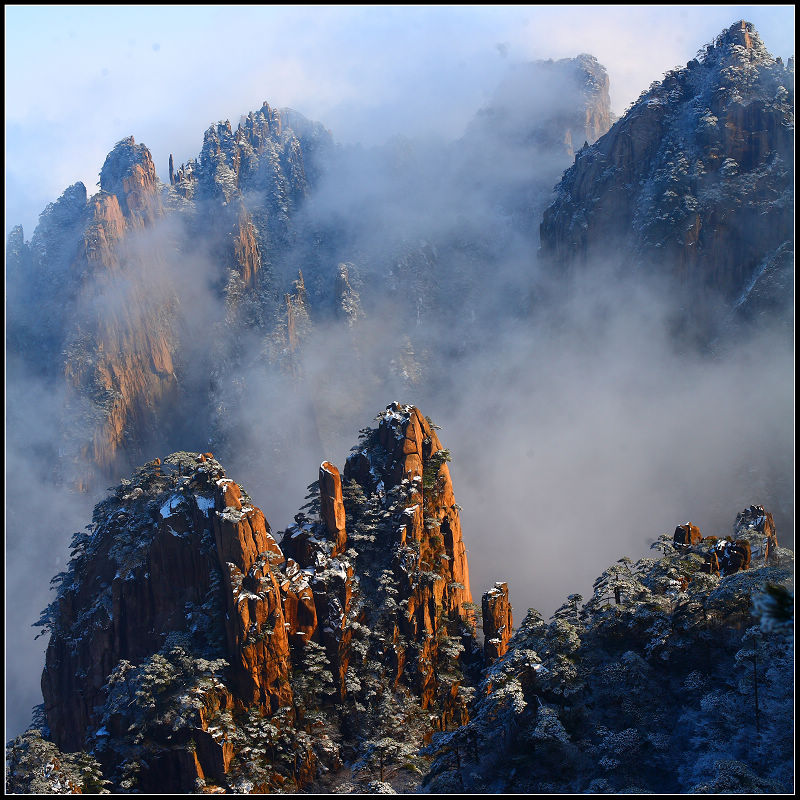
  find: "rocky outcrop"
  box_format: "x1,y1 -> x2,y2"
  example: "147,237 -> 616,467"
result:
207,474 -> 292,711
705,537 -> 752,576
266,270 -> 313,374
735,503 -> 776,540
279,499 -> 355,700
673,523 -> 703,546
343,403 -> 474,710
178,102 -> 330,248
169,99 -> 327,210
697,504 -> 781,575
33,404 -> 477,792
540,21 -> 794,335
40,452 -> 292,752
482,582 -> 513,662
734,503 -> 779,565
98,136 -> 163,227
722,539 -> 751,574
319,461 -> 347,557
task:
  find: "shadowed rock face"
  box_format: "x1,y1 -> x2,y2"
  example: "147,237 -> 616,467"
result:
540,21 -> 794,335
37,404 -> 480,791
674,523 -> 703,546
40,452 -> 292,752
482,581 -> 513,662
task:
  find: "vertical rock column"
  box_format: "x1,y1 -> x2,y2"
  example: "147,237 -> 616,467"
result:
210,475 -> 293,711
482,582 -> 513,662
319,461 -> 347,557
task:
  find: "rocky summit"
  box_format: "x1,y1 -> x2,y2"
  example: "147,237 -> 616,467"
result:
19,405 -> 484,793
540,21 -> 794,338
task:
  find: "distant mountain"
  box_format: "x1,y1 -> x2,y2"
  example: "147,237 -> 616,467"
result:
540,21 -> 793,341
6,55 -> 613,492
6,103 -> 329,489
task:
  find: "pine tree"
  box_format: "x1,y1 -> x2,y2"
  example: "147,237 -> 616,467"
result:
291,640 -> 335,726
353,686 -> 420,782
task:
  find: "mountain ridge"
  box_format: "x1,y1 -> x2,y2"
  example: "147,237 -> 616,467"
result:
539,20 -> 794,342
5,19 -> 794,792
8,403 -> 794,793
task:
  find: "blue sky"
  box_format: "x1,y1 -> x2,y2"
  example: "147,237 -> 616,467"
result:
5,5 -> 795,237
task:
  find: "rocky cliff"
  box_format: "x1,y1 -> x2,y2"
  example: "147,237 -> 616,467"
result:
7,138 -> 181,489
63,138 -> 180,488
8,405 -> 794,793
6,100 -> 336,492
424,506 -> 794,794
6,51 -> 615,499
25,404 -> 490,792
482,582 -> 513,662
540,21 -> 793,337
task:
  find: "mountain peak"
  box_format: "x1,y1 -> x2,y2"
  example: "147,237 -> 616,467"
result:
99,136 -> 161,224
30,405 -> 481,791
540,17 -> 794,340
700,19 -> 775,67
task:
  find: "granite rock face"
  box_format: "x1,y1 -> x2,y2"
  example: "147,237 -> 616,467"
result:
99,136 -> 163,227
63,139 -> 178,490
482,582 -> 513,662
40,453 -> 292,754
343,403 -> 474,711
6,137 -> 180,490
673,523 -> 703,546
34,405 -> 481,792
540,21 -> 794,335
7,102 -> 333,493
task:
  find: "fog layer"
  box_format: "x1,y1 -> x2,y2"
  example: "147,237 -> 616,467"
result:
5,17 -> 794,740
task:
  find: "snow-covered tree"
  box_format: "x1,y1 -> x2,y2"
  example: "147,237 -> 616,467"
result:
291,640 -> 335,726
6,730 -> 109,794
353,687 -> 420,782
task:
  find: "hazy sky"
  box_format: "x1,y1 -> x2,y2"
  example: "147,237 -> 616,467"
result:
4,5 -> 795,238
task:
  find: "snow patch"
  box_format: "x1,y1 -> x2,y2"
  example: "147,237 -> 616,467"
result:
160,494 -> 183,518
195,495 -> 215,514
